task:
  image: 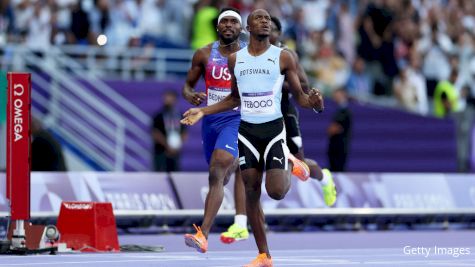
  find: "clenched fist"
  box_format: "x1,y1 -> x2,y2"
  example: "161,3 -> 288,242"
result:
308,88 -> 324,112
183,91 -> 206,106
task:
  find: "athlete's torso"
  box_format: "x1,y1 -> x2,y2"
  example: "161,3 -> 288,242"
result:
234,45 -> 284,124
204,41 -> 245,122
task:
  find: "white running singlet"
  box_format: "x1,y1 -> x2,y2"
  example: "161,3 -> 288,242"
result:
234,45 -> 284,123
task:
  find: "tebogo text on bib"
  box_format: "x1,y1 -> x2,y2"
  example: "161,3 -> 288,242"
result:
241,91 -> 274,115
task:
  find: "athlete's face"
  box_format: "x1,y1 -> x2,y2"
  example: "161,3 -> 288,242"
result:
247,9 -> 271,37
217,16 -> 242,43
269,20 -> 281,45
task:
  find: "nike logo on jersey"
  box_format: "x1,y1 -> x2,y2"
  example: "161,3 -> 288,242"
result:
273,156 -> 283,164
237,61 -> 245,64
267,58 -> 276,64
225,144 -> 236,151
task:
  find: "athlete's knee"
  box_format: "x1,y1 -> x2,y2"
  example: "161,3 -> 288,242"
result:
268,189 -> 288,200
209,156 -> 234,181
208,164 -> 228,186
266,183 -> 290,200
210,154 -> 235,170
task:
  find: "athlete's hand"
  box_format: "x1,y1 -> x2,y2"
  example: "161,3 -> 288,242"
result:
181,108 -> 204,125
308,88 -> 324,112
184,91 -> 206,106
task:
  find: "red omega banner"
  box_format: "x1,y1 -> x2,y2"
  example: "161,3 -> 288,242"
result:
6,72 -> 31,220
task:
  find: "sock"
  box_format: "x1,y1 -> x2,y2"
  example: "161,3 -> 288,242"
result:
319,171 -> 330,186
235,214 -> 247,228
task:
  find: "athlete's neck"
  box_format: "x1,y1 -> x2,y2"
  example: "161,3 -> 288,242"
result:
218,39 -> 240,55
248,37 -> 270,57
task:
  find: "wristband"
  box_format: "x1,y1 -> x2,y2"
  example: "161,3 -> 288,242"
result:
313,108 -> 324,114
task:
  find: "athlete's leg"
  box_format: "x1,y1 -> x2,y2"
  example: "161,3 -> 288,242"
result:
265,168 -> 291,200
264,139 -> 292,200
237,121 -> 270,258
220,165 -> 249,244
234,168 -> 246,216
201,119 -> 240,237
294,147 -> 323,181
185,120 -> 239,252
221,151 -> 249,244
201,149 -> 236,237
242,168 -> 269,256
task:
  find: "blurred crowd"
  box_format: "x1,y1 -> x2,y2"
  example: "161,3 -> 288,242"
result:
1,0 -> 475,118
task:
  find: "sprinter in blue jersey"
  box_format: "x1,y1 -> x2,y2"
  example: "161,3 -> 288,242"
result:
181,8 -> 248,253
181,9 -> 324,267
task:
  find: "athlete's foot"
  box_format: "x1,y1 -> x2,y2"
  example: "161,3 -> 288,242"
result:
322,169 -> 337,206
288,153 -> 310,181
184,224 -> 208,253
220,223 -> 249,244
243,253 -> 273,267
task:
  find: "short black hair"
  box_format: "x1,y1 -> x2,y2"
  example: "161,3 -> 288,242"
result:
270,16 -> 282,32
219,7 -> 240,15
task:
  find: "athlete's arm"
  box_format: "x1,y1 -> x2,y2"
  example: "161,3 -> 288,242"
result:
285,48 -> 310,92
182,48 -> 207,106
281,50 -> 324,111
181,53 -> 241,126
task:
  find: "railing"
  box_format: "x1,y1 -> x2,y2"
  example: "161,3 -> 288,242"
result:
57,45 -> 194,80
1,45 -> 154,171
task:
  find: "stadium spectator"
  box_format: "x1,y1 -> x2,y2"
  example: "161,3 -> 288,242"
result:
0,0 -> 474,118
453,59 -> 475,172
25,0 -> 52,52
31,117 -> 67,172
433,68 -> 459,118
152,90 -> 187,172
346,56 -> 371,101
392,60 -> 428,115
337,1 -> 356,64
69,1 -> 91,45
89,0 -> 111,42
190,0 -> 221,50
407,53 -> 429,115
327,88 -> 352,172
0,0 -> 14,46
419,25 -> 452,98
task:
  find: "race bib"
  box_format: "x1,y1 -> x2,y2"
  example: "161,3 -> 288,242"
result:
241,91 -> 274,115
207,87 -> 231,106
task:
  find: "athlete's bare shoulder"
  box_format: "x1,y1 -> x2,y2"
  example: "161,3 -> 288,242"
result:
279,48 -> 295,65
227,51 -> 237,69
281,45 -> 299,61
193,43 -> 213,64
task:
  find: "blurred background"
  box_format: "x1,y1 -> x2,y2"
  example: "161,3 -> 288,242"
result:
0,0 -> 474,173
0,0 -> 474,234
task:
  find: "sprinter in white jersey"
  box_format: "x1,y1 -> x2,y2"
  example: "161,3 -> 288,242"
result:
181,9 -> 323,267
